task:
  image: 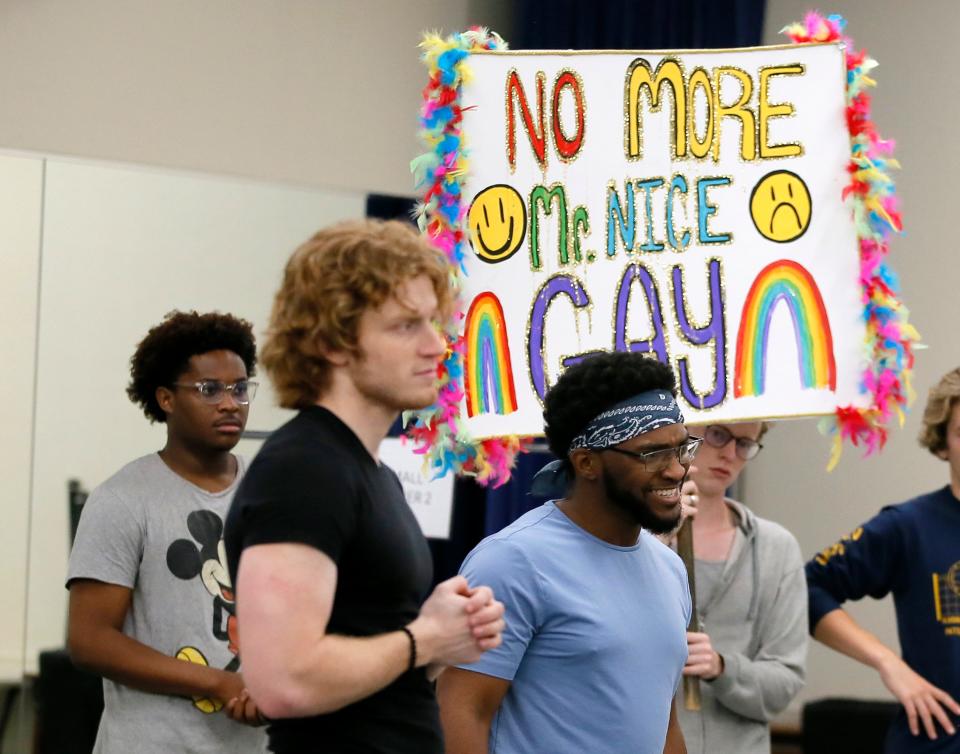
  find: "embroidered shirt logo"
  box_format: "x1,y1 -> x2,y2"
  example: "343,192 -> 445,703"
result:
813,527 -> 863,566
933,561 -> 960,630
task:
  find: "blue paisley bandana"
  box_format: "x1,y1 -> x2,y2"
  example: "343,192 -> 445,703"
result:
568,390 -> 684,451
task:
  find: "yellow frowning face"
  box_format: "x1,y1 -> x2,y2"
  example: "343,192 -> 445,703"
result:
468,184 -> 527,263
749,170 -> 812,243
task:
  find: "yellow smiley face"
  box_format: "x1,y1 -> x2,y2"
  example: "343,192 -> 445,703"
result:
468,184 -> 527,263
749,170 -> 812,243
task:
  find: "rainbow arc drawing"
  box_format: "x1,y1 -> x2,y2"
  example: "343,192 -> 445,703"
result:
735,260 -> 836,397
464,292 -> 519,417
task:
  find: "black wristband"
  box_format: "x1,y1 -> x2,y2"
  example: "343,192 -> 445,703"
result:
400,626 -> 417,671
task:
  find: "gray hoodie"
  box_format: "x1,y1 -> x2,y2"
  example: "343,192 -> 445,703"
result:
676,500 -> 808,754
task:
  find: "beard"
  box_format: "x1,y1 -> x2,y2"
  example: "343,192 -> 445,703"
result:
602,469 -> 682,535
348,359 -> 438,413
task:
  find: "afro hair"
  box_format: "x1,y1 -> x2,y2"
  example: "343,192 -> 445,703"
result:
543,352 -> 677,463
127,310 -> 257,423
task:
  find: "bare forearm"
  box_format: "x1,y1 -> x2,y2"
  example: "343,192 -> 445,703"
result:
441,712 -> 491,754
69,627 -> 236,701
246,629 -> 411,718
816,608 -> 960,739
813,608 -> 897,670
447,737 -> 489,754
236,546 -> 506,720
437,669 -> 508,754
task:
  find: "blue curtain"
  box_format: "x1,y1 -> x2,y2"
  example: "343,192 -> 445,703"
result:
514,0 -> 765,51
484,450 -> 556,535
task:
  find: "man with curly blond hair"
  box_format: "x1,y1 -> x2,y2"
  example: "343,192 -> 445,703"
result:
66,310 -> 267,753
224,219 -> 505,754
806,367 -> 960,752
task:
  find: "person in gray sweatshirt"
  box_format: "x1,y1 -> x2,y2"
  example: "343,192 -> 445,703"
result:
673,422 -> 807,754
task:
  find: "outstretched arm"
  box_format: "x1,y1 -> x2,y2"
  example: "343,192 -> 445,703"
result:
814,608 -> 959,740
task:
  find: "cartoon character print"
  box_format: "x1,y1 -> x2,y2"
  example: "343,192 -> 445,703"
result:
166,510 -> 239,712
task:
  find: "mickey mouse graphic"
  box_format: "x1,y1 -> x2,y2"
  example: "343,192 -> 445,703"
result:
166,509 -> 239,712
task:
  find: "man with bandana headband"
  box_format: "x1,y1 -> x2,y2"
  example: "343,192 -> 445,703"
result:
438,352 -> 692,754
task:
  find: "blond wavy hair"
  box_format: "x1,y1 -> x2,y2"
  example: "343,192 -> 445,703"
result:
918,368 -> 960,455
261,219 -> 452,409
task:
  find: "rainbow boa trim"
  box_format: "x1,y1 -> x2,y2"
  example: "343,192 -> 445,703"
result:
408,27 -> 526,487
409,17 -> 919,483
784,13 -> 920,470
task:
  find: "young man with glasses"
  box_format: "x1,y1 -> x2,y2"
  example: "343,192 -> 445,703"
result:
438,352 -> 693,754
673,422 -> 807,754
67,310 -> 267,754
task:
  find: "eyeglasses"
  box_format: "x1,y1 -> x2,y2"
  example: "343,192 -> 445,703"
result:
702,425 -> 762,460
173,380 -> 258,405
603,437 -> 703,472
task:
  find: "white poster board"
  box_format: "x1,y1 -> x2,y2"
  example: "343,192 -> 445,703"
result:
457,43 -> 863,437
379,438 -> 455,539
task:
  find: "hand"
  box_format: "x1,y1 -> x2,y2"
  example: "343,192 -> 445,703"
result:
225,688 -> 267,726
877,654 -> 960,739
464,584 -> 506,651
425,662 -> 446,682
684,631 -> 723,680
214,669 -> 246,704
680,470 -> 699,525
410,576 -> 505,667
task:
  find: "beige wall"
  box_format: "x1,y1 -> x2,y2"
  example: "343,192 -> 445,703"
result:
0,155 -> 43,682
0,0 -> 513,196
750,0 -> 960,718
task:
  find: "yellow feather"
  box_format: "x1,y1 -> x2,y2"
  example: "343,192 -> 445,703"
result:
827,434 -> 843,472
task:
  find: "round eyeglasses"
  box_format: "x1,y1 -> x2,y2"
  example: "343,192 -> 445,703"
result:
702,425 -> 762,460
603,436 -> 703,473
173,380 -> 258,405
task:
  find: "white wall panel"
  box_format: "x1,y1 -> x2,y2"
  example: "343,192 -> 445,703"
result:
0,154 -> 43,681
24,159 -> 364,671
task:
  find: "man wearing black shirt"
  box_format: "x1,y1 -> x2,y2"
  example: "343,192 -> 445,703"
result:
224,220 -> 505,753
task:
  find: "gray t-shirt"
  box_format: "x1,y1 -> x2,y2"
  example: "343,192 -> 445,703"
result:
67,453 -> 267,754
693,558 -> 727,612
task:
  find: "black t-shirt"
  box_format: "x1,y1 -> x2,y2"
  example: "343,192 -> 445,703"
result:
224,406 -> 440,754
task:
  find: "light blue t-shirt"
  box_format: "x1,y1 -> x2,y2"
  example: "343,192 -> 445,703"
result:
458,501 -> 691,754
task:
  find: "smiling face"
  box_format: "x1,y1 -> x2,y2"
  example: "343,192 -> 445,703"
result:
598,423 -> 690,534
749,170 -> 812,243
468,184 -> 527,263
